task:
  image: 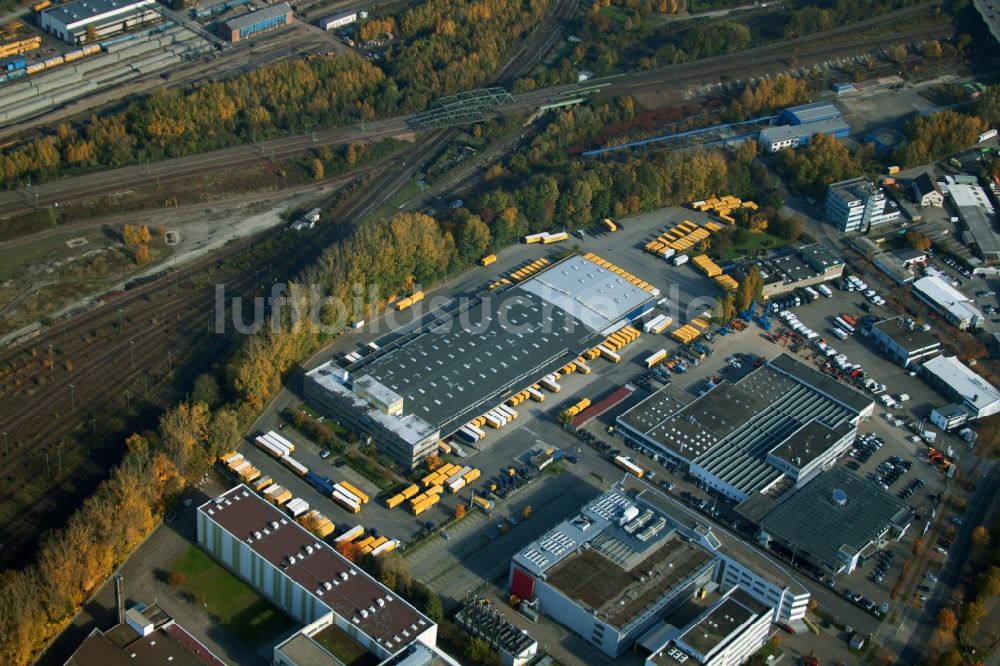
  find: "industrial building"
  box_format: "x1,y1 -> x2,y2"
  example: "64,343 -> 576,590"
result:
39,0 -> 159,44
864,316 -> 941,368
63,602 -> 227,666
825,177 -> 900,232
317,10 -> 361,30
616,354 -> 873,502
224,3 -> 292,42
757,466 -> 912,575
911,174 -> 944,208
732,243 -> 844,299
911,275 -> 984,330
508,481 -> 810,658
950,183 -> 1000,262
921,355 -> 1000,421
872,252 -> 915,285
198,486 -> 440,664
645,587 -> 771,666
758,102 -> 850,153
305,254 -> 657,468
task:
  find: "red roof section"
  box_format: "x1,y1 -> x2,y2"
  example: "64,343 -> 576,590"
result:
570,386 -> 633,428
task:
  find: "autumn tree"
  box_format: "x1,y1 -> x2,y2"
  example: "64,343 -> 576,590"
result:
735,265 -> 763,312
311,158 -> 325,181
133,244 -> 150,266
937,608 -> 958,634
424,454 -> 443,472
906,231 -> 932,251
894,110 -> 987,167
455,214 -> 491,264
167,571 -> 186,587
464,637 -> 493,665
192,373 -> 222,407
715,291 -> 735,323
778,132 -> 863,198
454,504 -> 466,519
964,601 -> 987,624
335,540 -> 363,562
522,504 -> 532,519
372,551 -> 412,593
972,525 -> 991,549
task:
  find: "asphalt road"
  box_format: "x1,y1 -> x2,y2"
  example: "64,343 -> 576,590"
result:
0,4 -> 949,216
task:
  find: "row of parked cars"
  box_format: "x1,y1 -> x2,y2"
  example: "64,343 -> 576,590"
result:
899,476 -> 926,500
850,433 -> 885,464
870,455 -> 912,490
870,549 -> 895,585
843,587 -> 890,618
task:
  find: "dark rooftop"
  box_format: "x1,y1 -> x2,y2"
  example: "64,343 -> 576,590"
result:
872,317 -> 941,353
545,532 -> 715,628
199,486 -> 431,652
769,420 -> 852,470
913,173 -> 938,197
768,354 -> 873,414
65,615 -> 226,666
798,243 -> 843,272
759,466 -> 911,571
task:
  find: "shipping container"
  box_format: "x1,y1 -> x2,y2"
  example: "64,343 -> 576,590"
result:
645,349 -> 668,368
255,435 -> 285,458
542,231 -> 568,244
472,495 -> 493,511
527,386 -> 545,402
411,493 -> 440,515
333,483 -> 363,505
479,254 -> 497,266
332,488 -> 361,513
372,539 -> 398,555
338,480 -> 369,504
673,254 -> 689,266
614,455 -> 644,478
601,218 -> 617,232
305,472 -> 335,496
267,430 -> 295,453
979,129 -> 997,143
539,376 -> 561,393
598,345 -> 621,363
334,524 -> 364,542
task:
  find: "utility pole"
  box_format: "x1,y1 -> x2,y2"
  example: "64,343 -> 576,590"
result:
126,389 -> 132,409
167,350 -> 172,374
48,343 -> 54,374
119,308 -> 125,334
70,384 -> 76,413
130,340 -> 135,370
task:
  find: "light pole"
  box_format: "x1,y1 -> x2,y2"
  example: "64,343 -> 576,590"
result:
69,384 -> 75,413
119,308 -> 124,334
130,340 -> 135,370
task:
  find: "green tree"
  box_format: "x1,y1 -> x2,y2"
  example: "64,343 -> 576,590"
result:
715,291 -> 736,323
192,373 -> 221,408
455,214 -> 491,263
465,637 -> 493,664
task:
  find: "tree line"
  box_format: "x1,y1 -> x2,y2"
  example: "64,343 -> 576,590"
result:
0,0 -> 549,188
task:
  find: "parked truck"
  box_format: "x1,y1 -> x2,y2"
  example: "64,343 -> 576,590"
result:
614,455 -> 644,478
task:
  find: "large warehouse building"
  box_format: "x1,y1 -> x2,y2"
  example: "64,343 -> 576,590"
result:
865,316 -> 941,368
305,253 -> 658,468
757,466 -> 912,575
39,0 -> 159,44
508,480 -> 810,658
616,354 -> 874,502
198,486 -> 442,665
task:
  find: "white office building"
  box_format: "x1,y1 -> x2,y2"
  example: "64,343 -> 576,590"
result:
825,177 -> 900,232
912,276 -> 984,330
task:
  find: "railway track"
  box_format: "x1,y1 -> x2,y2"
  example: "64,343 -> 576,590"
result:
0,3 -> 950,216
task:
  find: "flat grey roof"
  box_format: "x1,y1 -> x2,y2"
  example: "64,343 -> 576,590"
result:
760,118 -> 849,143
768,354 -> 873,414
799,243 -> 843,271
759,466 -> 911,571
872,317 -> 940,354
44,0 -> 152,24
784,101 -> 841,124
355,255 -> 654,432
618,355 -> 870,497
769,420 -> 851,469
959,206 -> 1000,258
226,2 -> 291,30
675,589 -> 767,657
